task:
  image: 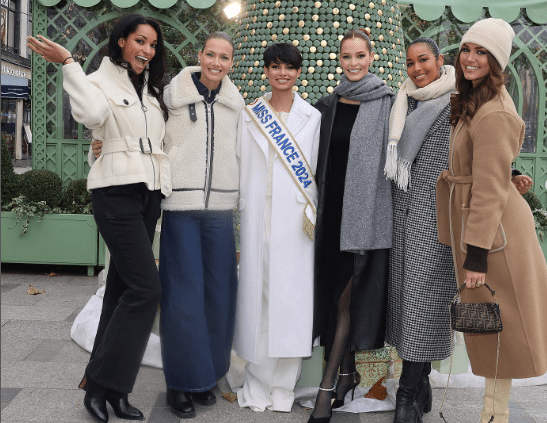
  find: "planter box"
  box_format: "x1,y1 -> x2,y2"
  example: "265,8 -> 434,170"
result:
1,212 -> 100,276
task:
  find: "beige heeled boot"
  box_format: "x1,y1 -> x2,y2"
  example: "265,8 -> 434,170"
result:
479,378 -> 512,423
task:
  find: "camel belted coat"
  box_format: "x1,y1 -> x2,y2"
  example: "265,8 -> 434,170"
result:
436,87 -> 547,379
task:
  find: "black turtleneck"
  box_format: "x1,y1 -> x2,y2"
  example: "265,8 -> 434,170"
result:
191,72 -> 221,103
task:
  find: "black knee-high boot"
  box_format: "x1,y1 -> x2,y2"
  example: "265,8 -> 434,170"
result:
393,360 -> 424,423
415,362 -> 432,414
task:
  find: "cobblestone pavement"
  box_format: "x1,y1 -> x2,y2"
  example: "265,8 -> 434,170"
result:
1,264 -> 546,422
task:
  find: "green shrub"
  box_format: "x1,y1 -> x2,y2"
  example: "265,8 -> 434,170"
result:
19,170 -> 63,208
523,191 -> 543,211
524,191 -> 547,240
1,136 -> 20,205
62,179 -> 92,214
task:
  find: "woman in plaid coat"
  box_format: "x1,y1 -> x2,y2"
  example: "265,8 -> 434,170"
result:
384,38 -> 457,423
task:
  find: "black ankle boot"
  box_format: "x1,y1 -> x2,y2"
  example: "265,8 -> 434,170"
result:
106,390 -> 144,420
188,389 -> 216,406
393,361 -> 424,423
84,377 -> 109,423
166,387 -> 196,419
415,362 -> 432,414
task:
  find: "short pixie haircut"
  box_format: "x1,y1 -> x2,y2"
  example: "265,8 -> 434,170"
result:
263,43 -> 303,69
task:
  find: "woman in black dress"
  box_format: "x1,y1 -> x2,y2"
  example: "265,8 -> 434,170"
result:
309,29 -> 394,422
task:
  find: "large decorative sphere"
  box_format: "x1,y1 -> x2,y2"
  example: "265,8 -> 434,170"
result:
232,0 -> 405,103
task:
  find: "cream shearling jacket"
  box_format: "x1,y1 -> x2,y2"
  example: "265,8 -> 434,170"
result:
161,66 -> 245,211
63,57 -> 171,196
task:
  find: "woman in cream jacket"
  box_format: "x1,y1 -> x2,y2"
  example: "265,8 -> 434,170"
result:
158,32 -> 245,419
28,14 -> 171,423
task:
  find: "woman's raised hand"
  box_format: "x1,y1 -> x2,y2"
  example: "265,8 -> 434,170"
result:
27,35 -> 73,65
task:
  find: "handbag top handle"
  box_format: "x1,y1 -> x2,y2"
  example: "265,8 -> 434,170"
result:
454,282 -> 497,303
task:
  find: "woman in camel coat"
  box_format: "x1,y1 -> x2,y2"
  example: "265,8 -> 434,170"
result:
436,18 -> 547,423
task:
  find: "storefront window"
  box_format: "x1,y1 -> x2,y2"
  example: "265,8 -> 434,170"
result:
1,0 -> 19,55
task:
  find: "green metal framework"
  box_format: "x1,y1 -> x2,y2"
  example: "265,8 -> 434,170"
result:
32,2 -> 547,205
32,0 -> 225,185
401,6 -> 547,205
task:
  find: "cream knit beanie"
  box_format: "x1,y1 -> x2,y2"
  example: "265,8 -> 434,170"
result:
460,18 -> 515,70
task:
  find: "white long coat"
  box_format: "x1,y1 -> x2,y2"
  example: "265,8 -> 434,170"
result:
233,92 -> 321,364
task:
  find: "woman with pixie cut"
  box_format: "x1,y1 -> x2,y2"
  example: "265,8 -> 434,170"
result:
234,43 -> 321,412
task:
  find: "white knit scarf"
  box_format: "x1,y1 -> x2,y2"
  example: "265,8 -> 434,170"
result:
384,65 -> 456,190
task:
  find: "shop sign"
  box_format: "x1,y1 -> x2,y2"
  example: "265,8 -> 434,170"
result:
1,63 -> 29,79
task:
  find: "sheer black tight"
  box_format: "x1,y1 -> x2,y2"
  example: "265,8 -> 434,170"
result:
311,276 -> 355,419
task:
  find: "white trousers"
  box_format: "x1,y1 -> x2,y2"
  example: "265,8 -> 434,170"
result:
237,163 -> 302,412
236,298 -> 303,412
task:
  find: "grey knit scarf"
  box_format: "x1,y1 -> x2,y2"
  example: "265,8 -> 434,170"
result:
334,73 -> 395,252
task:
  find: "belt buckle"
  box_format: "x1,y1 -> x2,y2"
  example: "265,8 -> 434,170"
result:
139,137 -> 152,154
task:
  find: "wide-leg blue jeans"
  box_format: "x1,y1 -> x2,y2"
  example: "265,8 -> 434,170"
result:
159,210 -> 238,392
88,183 -> 162,393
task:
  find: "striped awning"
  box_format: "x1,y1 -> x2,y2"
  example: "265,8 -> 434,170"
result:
36,0 -> 216,9
401,0 -> 547,24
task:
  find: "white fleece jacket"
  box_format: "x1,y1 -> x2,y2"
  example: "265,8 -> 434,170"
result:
161,66 -> 245,211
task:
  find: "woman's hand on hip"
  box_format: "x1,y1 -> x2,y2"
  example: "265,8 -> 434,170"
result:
465,270 -> 486,289
512,174 -> 533,195
26,35 -> 73,65
91,140 -> 103,158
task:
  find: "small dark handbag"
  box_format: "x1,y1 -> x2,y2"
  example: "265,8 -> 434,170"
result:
440,282 -> 503,423
450,282 -> 503,334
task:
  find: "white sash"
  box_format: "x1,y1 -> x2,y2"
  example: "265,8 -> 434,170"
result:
245,97 -> 317,240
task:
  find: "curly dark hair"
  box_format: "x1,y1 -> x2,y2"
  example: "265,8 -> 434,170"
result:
450,49 -> 506,126
108,14 -> 169,121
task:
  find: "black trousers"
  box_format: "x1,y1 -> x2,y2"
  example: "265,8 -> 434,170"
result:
88,183 -> 162,393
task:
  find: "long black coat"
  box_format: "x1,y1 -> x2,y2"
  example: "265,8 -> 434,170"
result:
312,94 -> 388,352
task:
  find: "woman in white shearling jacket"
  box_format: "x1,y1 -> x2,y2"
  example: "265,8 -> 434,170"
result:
158,32 -> 245,419
28,14 -> 171,423
161,68 -> 243,210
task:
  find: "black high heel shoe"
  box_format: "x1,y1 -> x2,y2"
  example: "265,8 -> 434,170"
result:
106,391 -> 144,420
332,371 -> 361,409
307,386 -> 334,423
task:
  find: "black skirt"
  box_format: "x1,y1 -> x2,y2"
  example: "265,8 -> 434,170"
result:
319,203 -> 389,361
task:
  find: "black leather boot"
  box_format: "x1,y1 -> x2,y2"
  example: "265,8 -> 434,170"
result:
166,387 -> 196,419
415,362 -> 432,414
84,377 -> 109,423
106,390 -> 144,420
393,361 -> 424,423
188,389 -> 216,406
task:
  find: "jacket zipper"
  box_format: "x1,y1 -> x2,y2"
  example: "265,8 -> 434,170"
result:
140,100 -> 156,191
129,73 -> 157,192
204,100 -> 216,208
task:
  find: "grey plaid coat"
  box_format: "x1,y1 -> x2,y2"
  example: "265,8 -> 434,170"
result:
385,98 -> 458,362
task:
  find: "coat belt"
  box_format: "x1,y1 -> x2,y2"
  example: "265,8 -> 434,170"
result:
439,170 -> 473,184
101,136 -> 164,155
100,135 -> 172,197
